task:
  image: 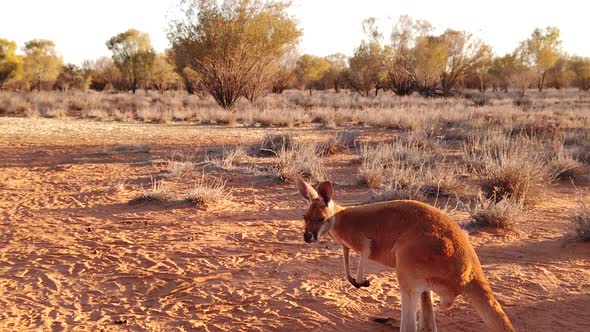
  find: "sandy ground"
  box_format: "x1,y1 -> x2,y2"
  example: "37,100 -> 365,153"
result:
1,117 -> 589,332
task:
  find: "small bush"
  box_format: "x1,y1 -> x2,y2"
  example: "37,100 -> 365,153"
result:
319,130 -> 360,156
464,133 -> 554,204
369,181 -> 425,203
468,94 -> 493,107
129,177 -> 173,205
207,145 -> 247,169
185,175 -> 231,207
513,97 -> 532,109
572,193 -> 590,242
259,133 -> 294,156
548,151 -> 584,180
275,143 -> 326,183
468,193 -> 523,229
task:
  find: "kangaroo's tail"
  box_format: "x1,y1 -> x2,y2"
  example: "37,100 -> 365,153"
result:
462,277 -> 515,332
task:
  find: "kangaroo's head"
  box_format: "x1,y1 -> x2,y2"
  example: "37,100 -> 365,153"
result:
297,177 -> 335,243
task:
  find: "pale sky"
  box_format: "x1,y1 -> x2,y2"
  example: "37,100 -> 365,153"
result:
1,0 -> 587,65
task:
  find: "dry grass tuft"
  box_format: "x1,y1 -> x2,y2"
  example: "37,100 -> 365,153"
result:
207,146 -> 247,169
185,175 -> 231,207
468,192 -> 523,229
548,151 -> 584,180
129,177 -> 173,205
319,130 -> 360,156
464,133 -> 555,204
275,143 -> 326,183
259,133 -> 294,156
572,192 -> 590,242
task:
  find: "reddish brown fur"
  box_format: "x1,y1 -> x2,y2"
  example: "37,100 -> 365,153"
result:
298,179 -> 515,332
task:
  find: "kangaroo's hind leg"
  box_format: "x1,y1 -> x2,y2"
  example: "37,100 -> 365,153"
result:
419,291 -> 437,332
400,288 -> 419,332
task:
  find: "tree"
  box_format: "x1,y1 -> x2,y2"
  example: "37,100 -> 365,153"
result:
346,41 -> 386,96
323,53 -> 348,92
489,54 -> 517,92
106,29 -> 155,93
412,35 -> 447,96
23,39 -> 62,91
516,27 -> 561,91
439,29 -> 492,96
383,15 -> 431,96
55,64 -> 92,91
345,18 -> 387,97
0,39 -> 23,89
294,54 -> 330,95
168,0 -> 301,108
509,62 -> 536,97
546,56 -> 574,89
569,56 -> 590,91
271,62 -> 295,94
148,53 -> 181,92
87,57 -> 122,91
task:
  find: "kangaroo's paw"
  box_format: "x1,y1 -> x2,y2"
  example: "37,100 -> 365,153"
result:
372,317 -> 401,327
350,278 -> 371,289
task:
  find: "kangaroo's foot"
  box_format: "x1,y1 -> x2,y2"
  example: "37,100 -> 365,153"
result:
372,317 -> 401,327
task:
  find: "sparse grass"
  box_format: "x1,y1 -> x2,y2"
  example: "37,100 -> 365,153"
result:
548,150 -> 584,180
464,133 -> 555,204
207,145 -> 247,169
259,133 -> 294,156
358,135 -> 459,201
164,151 -> 195,177
111,177 -> 128,194
318,130 -> 360,156
129,176 -> 173,205
185,175 -> 231,207
468,192 -> 523,229
275,143 -> 326,183
572,192 -> 590,242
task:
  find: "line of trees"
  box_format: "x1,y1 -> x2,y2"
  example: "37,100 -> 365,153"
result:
2,0 -> 590,108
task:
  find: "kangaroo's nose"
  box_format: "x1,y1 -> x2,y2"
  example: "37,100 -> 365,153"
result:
303,232 -> 314,243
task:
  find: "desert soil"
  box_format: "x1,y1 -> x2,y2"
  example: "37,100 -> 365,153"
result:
1,117 -> 589,331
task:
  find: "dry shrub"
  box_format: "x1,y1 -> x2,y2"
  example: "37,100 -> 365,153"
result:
245,108 -> 310,127
468,192 -> 523,229
82,108 -> 110,120
259,133 -> 294,156
359,137 -> 458,201
129,177 -> 173,205
464,133 -> 555,204
467,94 -> 493,107
513,97 -> 533,109
207,145 -> 247,169
573,145 -> 590,164
369,181 -> 425,202
572,192 -> 590,241
319,130 -> 360,156
275,143 -> 326,183
164,151 -> 195,176
185,175 -> 231,207
42,108 -> 67,119
548,151 -> 584,180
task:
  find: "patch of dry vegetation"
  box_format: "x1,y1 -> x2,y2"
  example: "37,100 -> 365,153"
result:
185,175 -> 231,207
129,176 -> 173,205
259,133 -> 294,156
463,133 -> 557,204
468,193 -> 523,229
275,143 -> 326,183
207,146 -> 247,170
358,135 -> 460,202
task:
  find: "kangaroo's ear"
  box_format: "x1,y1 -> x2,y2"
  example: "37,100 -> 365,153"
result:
297,176 -> 318,202
316,181 -> 334,205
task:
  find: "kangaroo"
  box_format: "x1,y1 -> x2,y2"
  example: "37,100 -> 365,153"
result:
297,178 -> 514,332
